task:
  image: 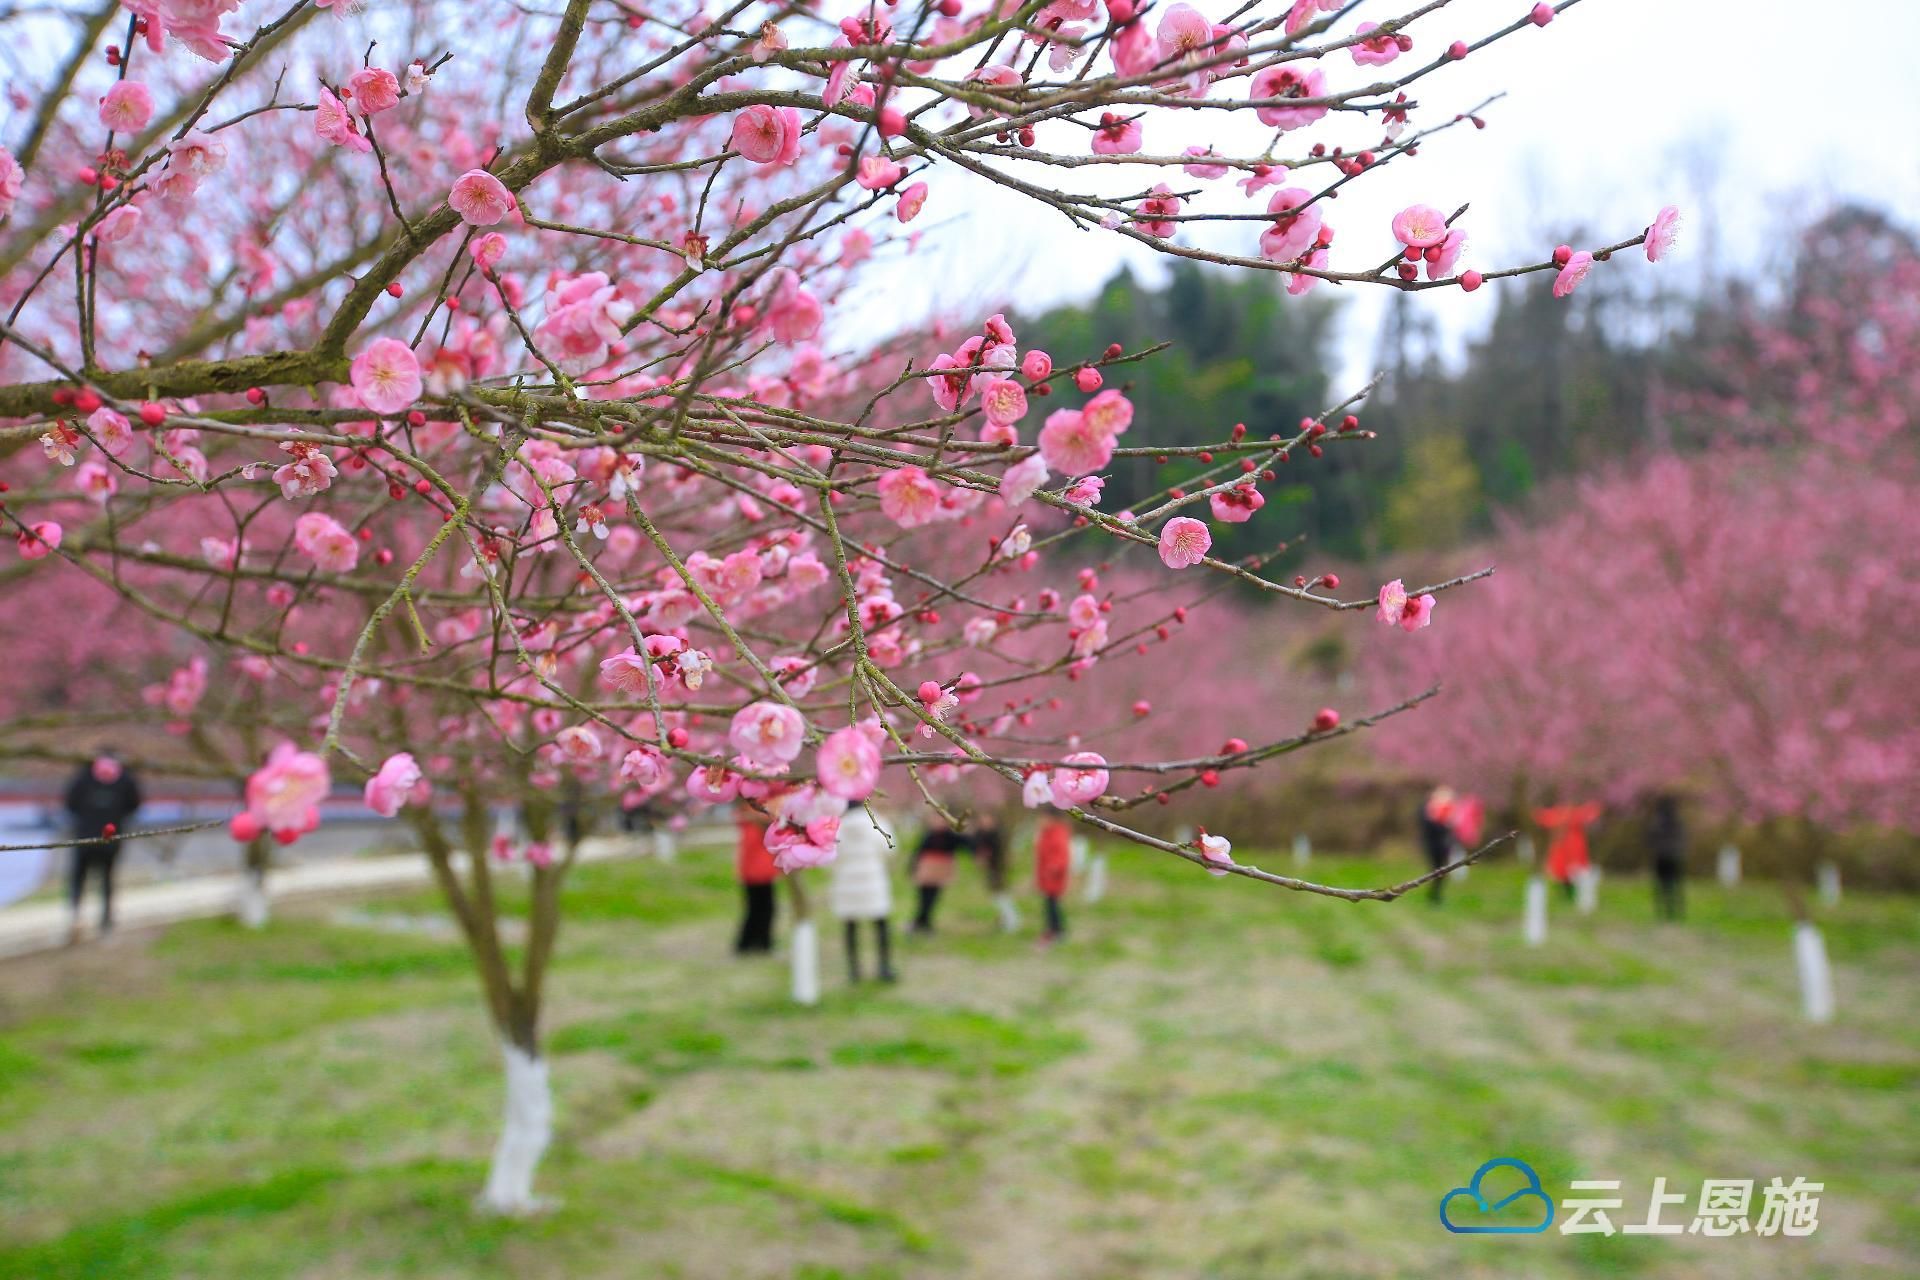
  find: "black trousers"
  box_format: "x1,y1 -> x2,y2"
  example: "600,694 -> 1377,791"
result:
736,883 -> 776,953
843,919 -> 895,981
1042,894 -> 1065,937
69,841 -> 121,927
1653,865 -> 1684,921
1425,844 -> 1450,904
912,884 -> 942,932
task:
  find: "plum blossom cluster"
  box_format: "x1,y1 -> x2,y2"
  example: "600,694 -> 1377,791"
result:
0,0 -> 1660,1210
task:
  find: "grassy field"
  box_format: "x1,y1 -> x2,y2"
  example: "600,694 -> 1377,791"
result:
0,841 -> 1914,1279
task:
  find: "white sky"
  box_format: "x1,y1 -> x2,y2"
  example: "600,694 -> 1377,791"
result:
901,0 -> 1920,384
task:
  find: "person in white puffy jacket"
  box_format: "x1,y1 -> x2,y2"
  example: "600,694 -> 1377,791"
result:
830,805 -> 897,983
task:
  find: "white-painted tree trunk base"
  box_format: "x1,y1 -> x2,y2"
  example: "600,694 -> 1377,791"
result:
1794,922 -> 1835,1024
1083,855 -> 1109,904
1516,834 -> 1536,867
993,893 -> 1021,932
236,872 -> 270,930
1524,877 -> 1548,947
1447,843 -> 1469,880
651,830 -> 677,862
790,919 -> 820,1006
1717,845 -> 1741,887
1817,861 -> 1841,907
1292,834 -> 1311,867
478,1043 -> 554,1216
1574,867 -> 1600,915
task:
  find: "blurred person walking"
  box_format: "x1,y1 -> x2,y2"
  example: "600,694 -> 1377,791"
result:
62,753 -> 141,942
1536,801 -> 1602,902
1418,785 -> 1457,904
735,813 -> 778,954
908,816 -> 964,935
1648,793 -> 1686,922
831,806 -> 897,983
971,812 -> 1020,931
1035,817 -> 1073,945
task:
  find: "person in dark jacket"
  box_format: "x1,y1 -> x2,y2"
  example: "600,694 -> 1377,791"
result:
1418,785 -> 1457,905
1649,793 -> 1686,921
1034,818 -> 1073,944
908,817 -> 965,934
63,754 -> 142,941
735,816 -> 779,953
970,813 -> 1019,931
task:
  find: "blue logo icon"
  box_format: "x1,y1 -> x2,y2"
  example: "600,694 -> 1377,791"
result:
1440,1158 -> 1555,1234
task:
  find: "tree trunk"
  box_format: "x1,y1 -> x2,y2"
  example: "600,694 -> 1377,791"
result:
479,1037 -> 553,1214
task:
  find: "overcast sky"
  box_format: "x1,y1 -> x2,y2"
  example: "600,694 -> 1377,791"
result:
901,0 -> 1920,384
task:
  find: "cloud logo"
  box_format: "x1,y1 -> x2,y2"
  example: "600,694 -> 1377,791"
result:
1439,1158 -> 1555,1234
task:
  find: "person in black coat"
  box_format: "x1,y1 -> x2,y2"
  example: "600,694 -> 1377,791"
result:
62,754 -> 142,940
1648,793 -> 1686,921
1417,785 -> 1457,905
908,819 -> 966,934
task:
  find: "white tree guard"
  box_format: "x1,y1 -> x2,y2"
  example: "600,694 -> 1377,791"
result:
993,892 -> 1021,933
1516,834 -> 1536,867
1816,861 -> 1841,907
1291,833 -> 1311,867
1524,876 -> 1548,947
1794,922 -> 1835,1024
1574,866 -> 1600,915
1083,854 -> 1109,904
790,919 -> 820,1006
479,1043 -> 553,1215
651,829 -> 677,862
1717,844 -> 1742,887
236,869 -> 270,930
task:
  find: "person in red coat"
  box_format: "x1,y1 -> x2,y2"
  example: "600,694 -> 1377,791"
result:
1035,817 -> 1073,943
1535,802 -> 1601,900
735,817 -> 778,953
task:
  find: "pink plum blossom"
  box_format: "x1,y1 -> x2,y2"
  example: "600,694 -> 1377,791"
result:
1209,484 -> 1265,523
17,521 -> 61,560
1350,21 -> 1407,66
1038,409 -> 1117,476
350,337 -> 423,415
1645,205 -> 1681,262
1090,113 -> 1143,155
1375,578 -> 1436,632
1197,832 -> 1235,876
1158,516 -> 1212,568
314,86 -> 370,153
365,752 -> 428,816
448,169 -> 515,226
1050,752 -> 1110,805
896,182 -> 928,222
470,232 -> 508,270
1249,64 -> 1327,131
878,465 -> 945,527
1000,454 -> 1050,506
1553,249 -> 1595,298
99,82 -> 154,132
292,512 -> 358,573
1391,204 -> 1448,249
348,67 -> 401,114
239,743 -> 331,843
731,104 -> 802,166
0,148 -> 22,219
730,700 -> 807,767
817,726 -> 881,800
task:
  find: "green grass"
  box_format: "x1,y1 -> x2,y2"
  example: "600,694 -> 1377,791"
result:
0,843 -> 1915,1279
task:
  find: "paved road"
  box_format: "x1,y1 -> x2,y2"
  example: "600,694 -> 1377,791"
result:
0,827 -> 717,959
